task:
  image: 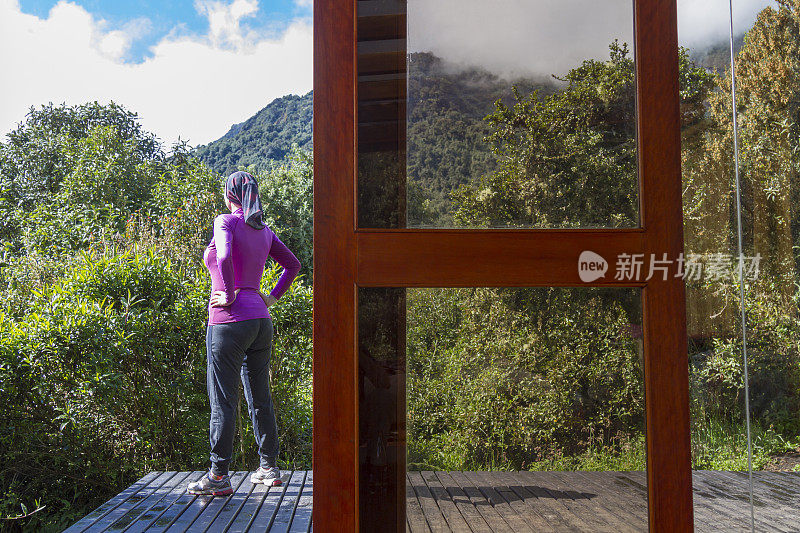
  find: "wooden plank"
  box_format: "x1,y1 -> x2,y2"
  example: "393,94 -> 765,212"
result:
517,471 -> 630,533
358,78 -> 405,101
358,121 -> 405,144
357,14 -> 406,41
358,52 -> 406,76
687,471 -> 784,532
77,470 -> 800,533
405,473 -> 431,533
63,471 -> 161,533
313,0 -> 358,529
434,471 -> 491,533
597,471 -> 722,532
123,472 -> 203,533
224,479 -> 274,533
751,471 -> 800,495
419,471 -> 471,532
544,471 -> 647,532
248,470 -> 293,531
288,470 -> 313,532
84,471 -> 177,532
358,100 -> 404,124
356,0 -> 403,17
692,471 -> 797,532
447,471 -> 513,533
204,472 -> 256,532
268,470 -> 307,533
459,472 -> 536,533
620,468 -> 731,531
631,471 -> 746,533
489,471 -> 579,533
714,471 -> 800,527
357,230 -> 646,287
147,473 -> 208,533
572,471 -> 648,525
109,472 -> 191,532
764,471 -> 800,490
407,471 -> 449,532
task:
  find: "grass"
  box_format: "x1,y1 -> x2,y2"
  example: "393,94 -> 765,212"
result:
407,418 -> 799,473
691,415 -> 798,471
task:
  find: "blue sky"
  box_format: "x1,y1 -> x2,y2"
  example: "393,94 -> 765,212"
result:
17,0 -> 310,63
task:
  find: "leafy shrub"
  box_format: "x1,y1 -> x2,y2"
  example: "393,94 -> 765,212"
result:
406,287 -> 645,471
690,277 -> 800,434
0,249 -> 312,530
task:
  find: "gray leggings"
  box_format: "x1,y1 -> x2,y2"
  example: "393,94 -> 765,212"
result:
206,317 -> 278,474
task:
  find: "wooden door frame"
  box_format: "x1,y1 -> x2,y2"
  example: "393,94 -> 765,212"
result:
313,0 -> 692,531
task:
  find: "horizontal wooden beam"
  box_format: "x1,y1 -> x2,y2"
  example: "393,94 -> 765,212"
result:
356,229 -> 649,287
357,14 -> 406,41
358,100 -> 405,123
358,51 -> 406,75
358,78 -> 406,101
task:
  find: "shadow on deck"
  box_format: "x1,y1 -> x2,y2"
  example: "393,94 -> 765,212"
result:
64,470 -> 800,532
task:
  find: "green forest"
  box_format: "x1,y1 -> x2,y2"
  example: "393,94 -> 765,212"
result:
2,1 -> 800,530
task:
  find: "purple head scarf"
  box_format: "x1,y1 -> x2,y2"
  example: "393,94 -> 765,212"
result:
225,171 -> 265,229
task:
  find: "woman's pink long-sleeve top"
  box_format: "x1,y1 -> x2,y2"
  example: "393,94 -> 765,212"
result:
203,207 -> 301,325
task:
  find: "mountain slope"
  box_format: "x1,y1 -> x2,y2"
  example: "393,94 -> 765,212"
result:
194,92 -> 313,175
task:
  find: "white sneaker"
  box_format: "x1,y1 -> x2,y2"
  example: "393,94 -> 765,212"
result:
187,471 -> 233,495
250,466 -> 282,486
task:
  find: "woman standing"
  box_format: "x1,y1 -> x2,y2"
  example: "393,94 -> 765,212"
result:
188,171 -> 301,495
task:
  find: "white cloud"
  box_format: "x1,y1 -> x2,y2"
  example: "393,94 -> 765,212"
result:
96,18 -> 151,61
408,0 -> 634,80
408,0 -> 777,79
195,0 -> 259,49
0,0 -> 312,146
677,0 -> 776,49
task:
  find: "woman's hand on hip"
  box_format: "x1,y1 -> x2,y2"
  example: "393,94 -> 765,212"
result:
259,291 -> 278,308
210,289 -> 239,307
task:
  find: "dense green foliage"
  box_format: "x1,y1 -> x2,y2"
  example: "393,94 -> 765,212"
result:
452,42 -> 716,228
407,287 -> 645,471
194,93 -> 313,176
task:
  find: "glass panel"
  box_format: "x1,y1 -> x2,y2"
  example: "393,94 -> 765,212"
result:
357,0 -> 638,228
679,1 -> 800,530
359,286 -> 647,531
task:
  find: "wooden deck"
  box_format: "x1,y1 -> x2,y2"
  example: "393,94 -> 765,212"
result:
64,470 -> 800,532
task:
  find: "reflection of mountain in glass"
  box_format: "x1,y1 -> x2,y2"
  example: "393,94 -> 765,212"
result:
406,52 -> 559,227
406,44 -> 639,229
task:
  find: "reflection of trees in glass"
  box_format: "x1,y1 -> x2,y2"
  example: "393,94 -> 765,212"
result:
684,0 -> 800,293
406,287 -> 644,471
453,41 -> 639,228
358,151 -> 405,228
683,1 -> 800,465
405,52 -> 558,227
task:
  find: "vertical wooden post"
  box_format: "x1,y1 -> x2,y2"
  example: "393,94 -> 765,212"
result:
635,0 -> 694,530
313,0 -> 358,530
